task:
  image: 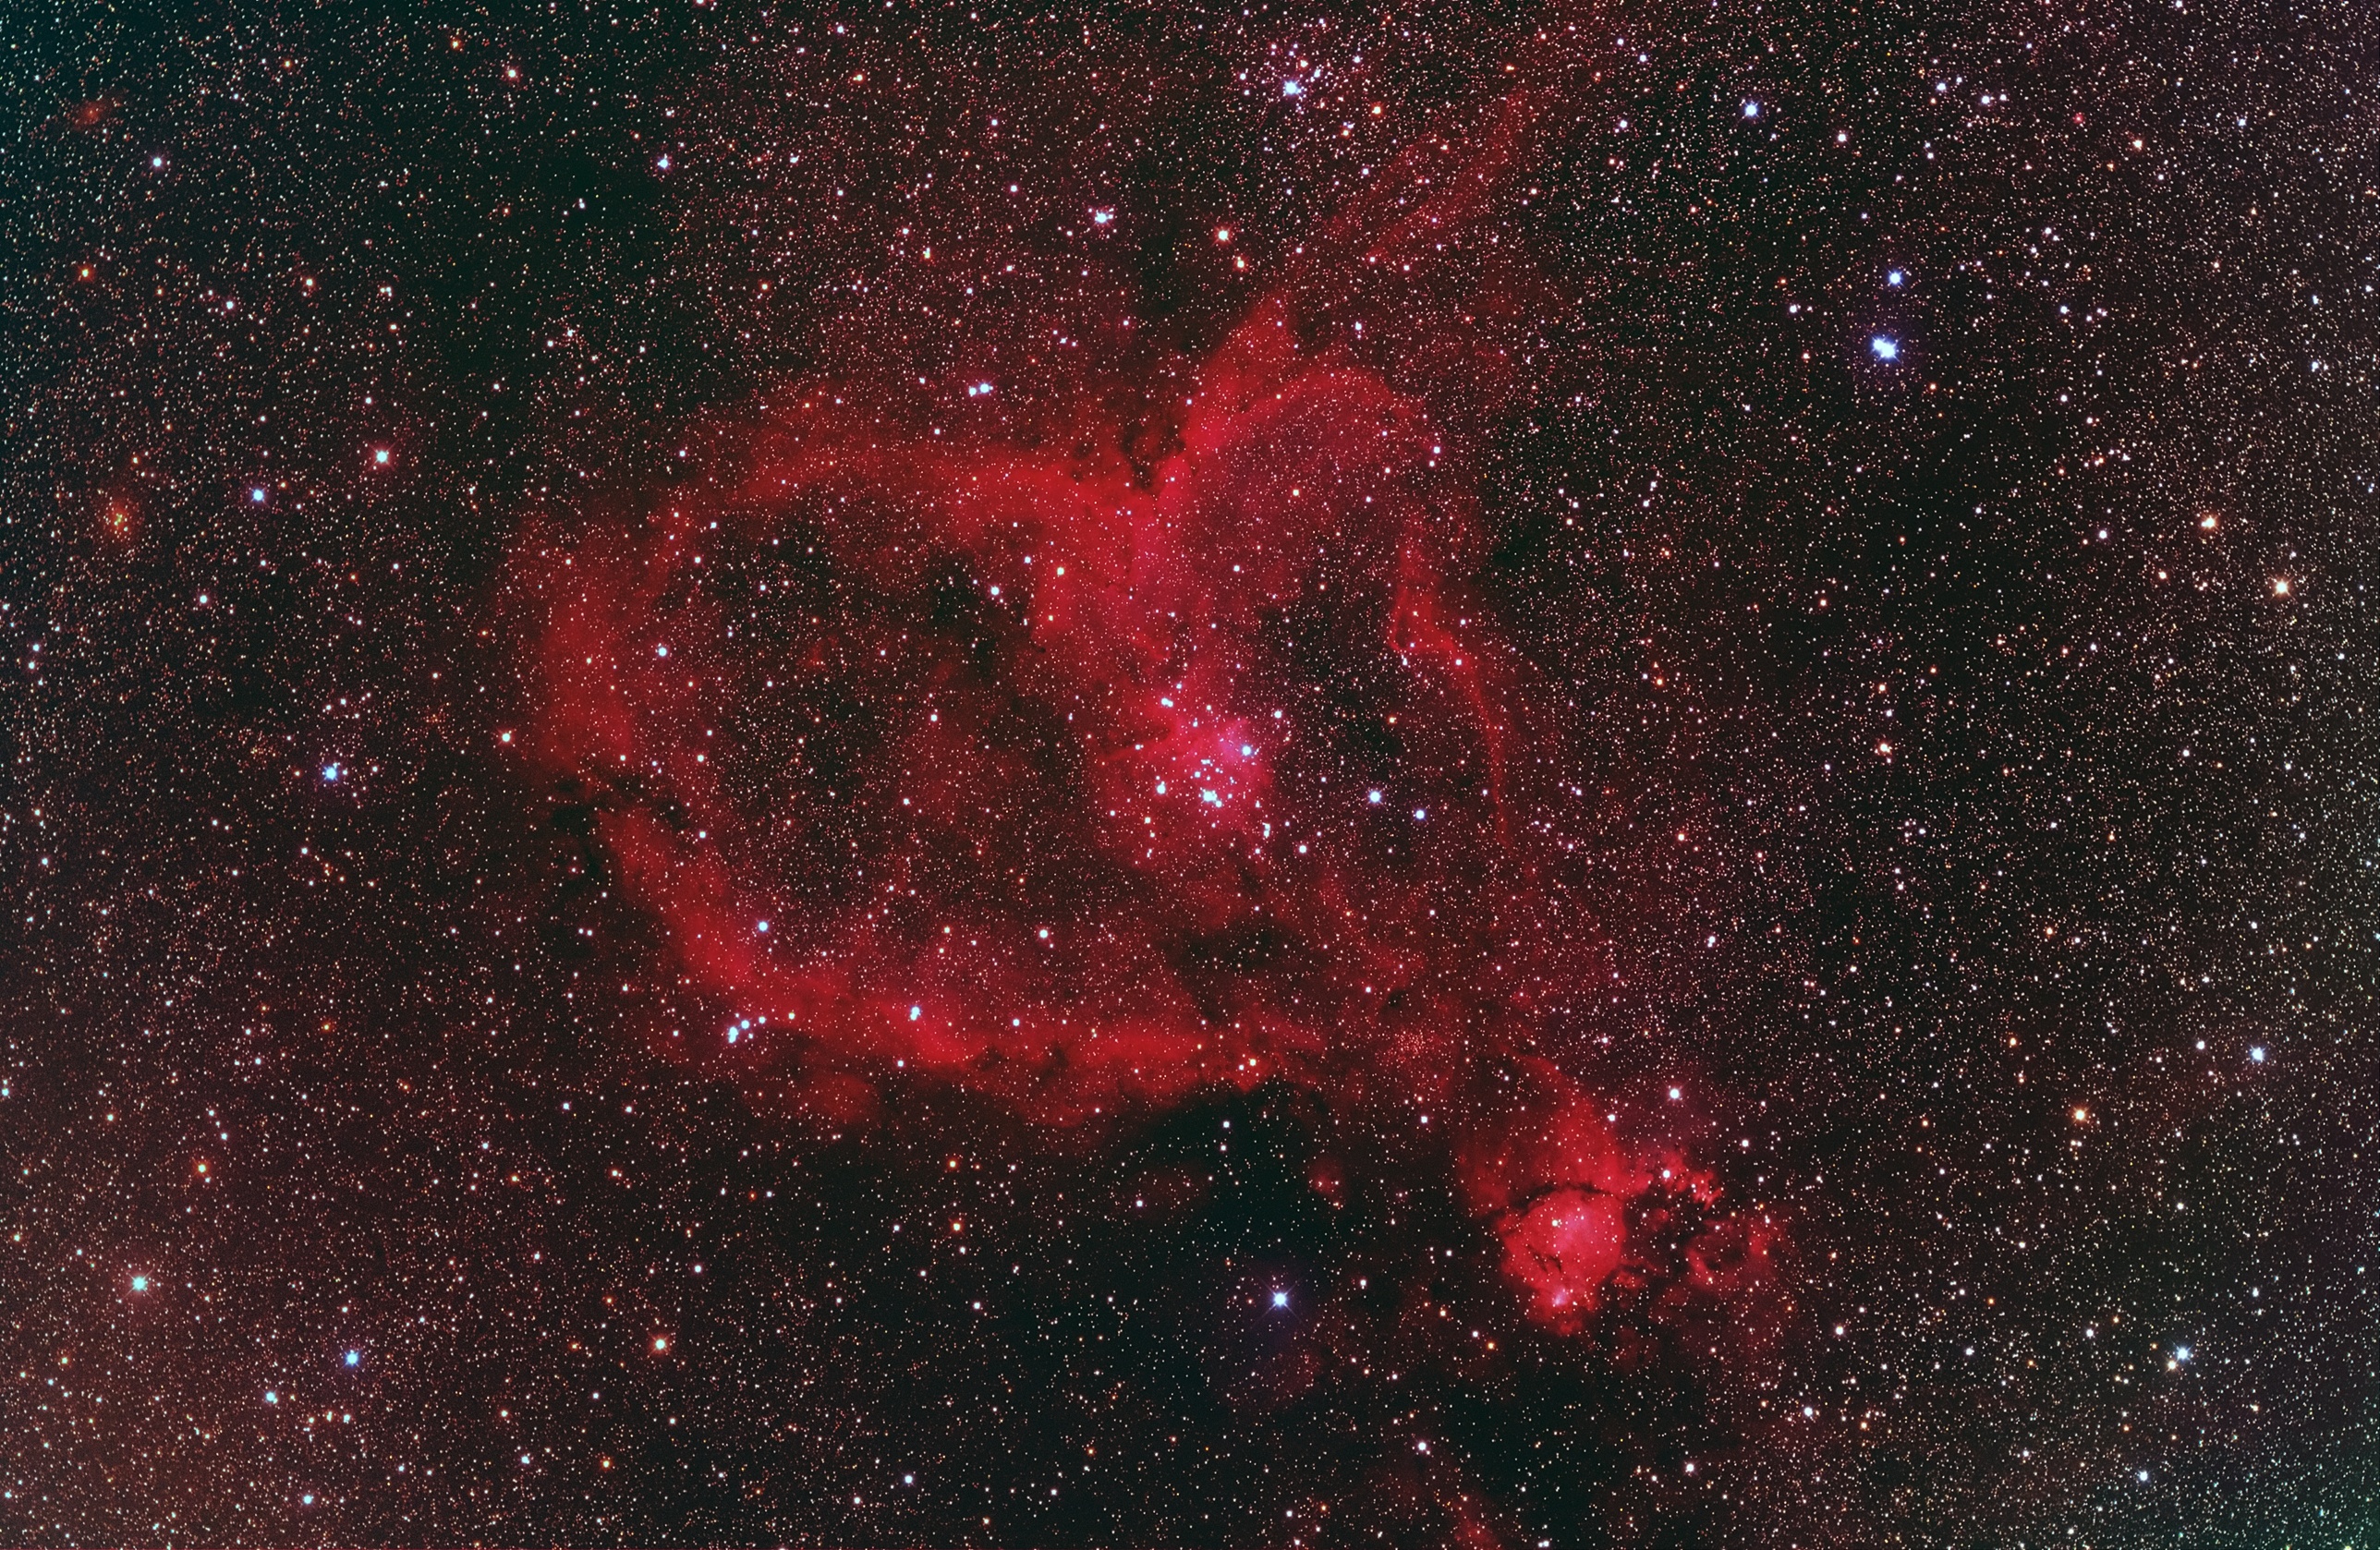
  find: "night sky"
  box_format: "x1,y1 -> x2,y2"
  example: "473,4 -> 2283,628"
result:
5,0 -> 2377,1544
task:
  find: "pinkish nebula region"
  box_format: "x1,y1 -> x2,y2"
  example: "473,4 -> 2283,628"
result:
516,63 -> 1771,1339
6,0 -> 2374,1543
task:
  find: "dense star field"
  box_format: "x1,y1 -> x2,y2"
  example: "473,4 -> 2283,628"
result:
4,0 -> 2377,1543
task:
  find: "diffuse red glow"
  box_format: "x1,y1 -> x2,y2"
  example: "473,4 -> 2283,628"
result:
510,18 -> 1775,1332
521,317 -> 1533,1120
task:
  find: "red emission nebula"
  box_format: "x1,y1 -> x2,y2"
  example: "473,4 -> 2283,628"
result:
509,27 -> 1777,1338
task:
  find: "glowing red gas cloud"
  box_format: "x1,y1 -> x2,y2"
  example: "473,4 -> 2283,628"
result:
508,13 -> 1775,1332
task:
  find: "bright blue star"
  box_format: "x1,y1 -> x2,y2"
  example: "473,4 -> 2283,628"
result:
1271,1290 -> 1290,1309
322,763 -> 342,782
1870,335 -> 1900,361
345,1350 -> 361,1367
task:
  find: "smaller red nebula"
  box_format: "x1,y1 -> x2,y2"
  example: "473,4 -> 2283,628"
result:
1456,1058 -> 1747,1334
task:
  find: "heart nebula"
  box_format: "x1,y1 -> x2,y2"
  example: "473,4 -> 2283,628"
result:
509,51 -> 1777,1334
